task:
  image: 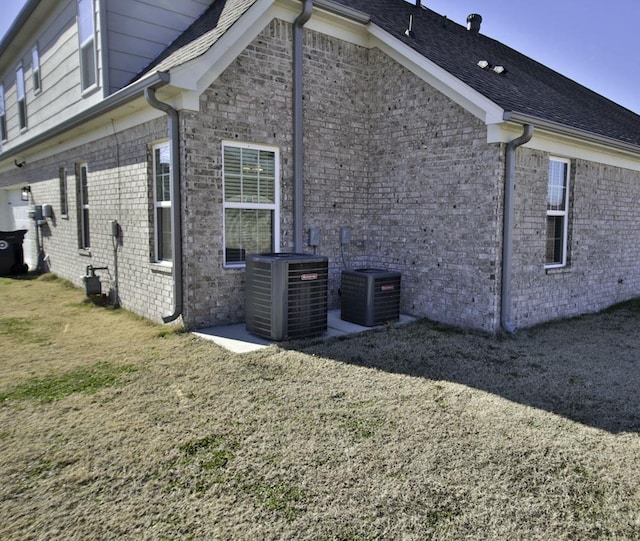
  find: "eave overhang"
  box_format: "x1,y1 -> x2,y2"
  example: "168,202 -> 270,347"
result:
504,111 -> 640,156
0,72 -> 170,164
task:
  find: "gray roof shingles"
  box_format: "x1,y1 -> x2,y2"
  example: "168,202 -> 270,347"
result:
137,0 -> 640,147
335,0 -> 640,147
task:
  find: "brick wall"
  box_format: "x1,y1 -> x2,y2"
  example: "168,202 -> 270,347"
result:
0,117 -> 176,323
511,147 -> 640,328
180,19 -> 295,328
180,20 -> 504,331
365,51 -> 503,331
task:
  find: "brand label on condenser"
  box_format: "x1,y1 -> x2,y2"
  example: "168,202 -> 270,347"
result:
380,284 -> 395,291
300,273 -> 318,281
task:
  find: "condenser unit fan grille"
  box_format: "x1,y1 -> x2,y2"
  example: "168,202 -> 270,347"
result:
246,253 -> 328,340
341,268 -> 401,327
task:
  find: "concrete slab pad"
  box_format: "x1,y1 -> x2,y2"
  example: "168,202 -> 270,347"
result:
192,325 -> 270,354
192,310 -> 416,354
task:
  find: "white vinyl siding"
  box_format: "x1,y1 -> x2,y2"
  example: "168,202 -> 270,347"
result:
105,0 -> 210,92
545,157 -> 571,268
2,1 -> 103,146
222,142 -> 280,267
152,142 -> 172,263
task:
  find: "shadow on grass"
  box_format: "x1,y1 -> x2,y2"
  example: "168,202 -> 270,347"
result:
0,271 -> 41,281
296,303 -> 640,434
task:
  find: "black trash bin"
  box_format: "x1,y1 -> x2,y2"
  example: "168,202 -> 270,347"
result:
0,230 -> 29,276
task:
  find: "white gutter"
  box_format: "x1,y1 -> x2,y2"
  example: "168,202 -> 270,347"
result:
504,111 -> 640,156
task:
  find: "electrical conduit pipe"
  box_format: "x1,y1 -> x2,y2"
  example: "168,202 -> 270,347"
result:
144,88 -> 183,323
501,124 -> 533,333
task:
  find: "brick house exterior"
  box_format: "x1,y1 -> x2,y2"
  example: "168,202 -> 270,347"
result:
1,0 -> 640,333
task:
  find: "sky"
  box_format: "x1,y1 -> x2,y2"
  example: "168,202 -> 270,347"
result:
1,0 -> 639,114
423,0 -> 640,114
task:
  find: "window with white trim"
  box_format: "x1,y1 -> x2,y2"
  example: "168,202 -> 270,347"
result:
77,0 -> 97,91
32,45 -> 41,94
77,163 -> 90,249
16,65 -> 27,130
545,157 -> 571,268
0,84 -> 6,141
153,141 -> 172,262
222,142 -> 279,266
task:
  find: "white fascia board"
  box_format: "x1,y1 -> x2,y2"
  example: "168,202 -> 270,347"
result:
368,24 -> 504,125
304,4 -> 370,47
169,0 -> 277,102
488,122 -> 640,173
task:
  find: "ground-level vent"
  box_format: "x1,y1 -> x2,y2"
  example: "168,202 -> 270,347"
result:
245,253 -> 328,340
341,268 -> 401,327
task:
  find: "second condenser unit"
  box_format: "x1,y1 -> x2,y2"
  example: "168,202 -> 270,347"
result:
341,268 -> 401,327
245,253 -> 329,340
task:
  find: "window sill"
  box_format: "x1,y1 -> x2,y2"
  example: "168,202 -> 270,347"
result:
545,266 -> 571,275
151,261 -> 173,274
78,249 -> 91,257
81,84 -> 100,98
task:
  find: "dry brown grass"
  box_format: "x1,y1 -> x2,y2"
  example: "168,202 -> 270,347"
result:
1,274 -> 639,540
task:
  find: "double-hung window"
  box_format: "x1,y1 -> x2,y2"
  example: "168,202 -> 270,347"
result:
78,163 -> 90,249
32,46 -> 41,94
0,85 -> 6,141
153,142 -> 172,262
545,157 -> 571,268
77,0 -> 97,91
222,142 -> 279,267
16,65 -> 27,130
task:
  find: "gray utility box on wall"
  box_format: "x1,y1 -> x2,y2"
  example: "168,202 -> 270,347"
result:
341,268 -> 401,327
245,253 -> 329,341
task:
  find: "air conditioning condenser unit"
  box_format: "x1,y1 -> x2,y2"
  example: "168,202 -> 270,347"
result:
246,253 -> 328,340
341,268 -> 401,327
